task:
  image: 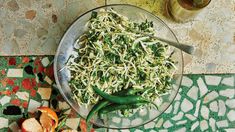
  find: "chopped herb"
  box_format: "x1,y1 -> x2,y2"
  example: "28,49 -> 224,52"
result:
91,11 -> 98,19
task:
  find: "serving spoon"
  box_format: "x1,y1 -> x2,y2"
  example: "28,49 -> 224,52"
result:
129,28 -> 195,55
149,35 -> 195,55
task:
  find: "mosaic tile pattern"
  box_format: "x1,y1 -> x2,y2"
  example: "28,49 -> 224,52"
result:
0,56 -> 79,131
0,56 -> 235,131
0,0 -> 234,74
95,75 -> 235,132
0,56 -> 52,131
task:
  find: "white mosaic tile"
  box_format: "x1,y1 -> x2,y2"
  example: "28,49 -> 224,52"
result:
174,127 -> 186,132
225,99 -> 235,108
41,57 -> 50,67
64,109 -> 71,115
112,117 -> 121,124
154,98 -> 163,106
181,76 -> 193,87
149,108 -> 157,118
205,75 -> 221,85
200,120 -> 208,131
122,118 -> 130,126
216,120 -> 228,128
9,122 -> 19,132
0,117 -> 8,129
65,118 -> 80,130
181,98 -> 193,113
120,130 -> 130,132
209,101 -> 218,112
37,87 -> 52,100
0,96 -> 11,105
7,69 -> 23,77
15,91 -> 29,101
185,114 -> 196,121
163,120 -> 173,128
44,76 -> 53,85
108,129 -> 119,132
178,88 -> 182,93
131,118 -> 142,126
221,76 -> 234,86
200,105 -> 209,119
219,89 -> 235,99
209,118 -> 216,132
175,94 -> 181,101
58,101 -> 70,110
139,108 -> 147,116
155,118 -> 163,128
227,110 -> 235,121
28,99 -> 41,113
176,120 -> 187,125
159,130 -> 168,132
225,129 -> 235,132
191,121 -> 199,131
203,91 -> 219,104
42,100 -> 49,107
172,112 -> 184,121
149,130 -> 157,132
35,73 -> 39,83
165,105 -> 172,114
173,101 -> 180,114
218,100 -> 226,116
144,121 -> 155,129
197,77 -> 208,97
134,129 -> 143,132
187,86 -> 198,101
194,100 -> 201,117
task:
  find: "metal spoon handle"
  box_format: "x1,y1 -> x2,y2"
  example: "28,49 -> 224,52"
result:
154,36 -> 195,55
123,25 -> 195,55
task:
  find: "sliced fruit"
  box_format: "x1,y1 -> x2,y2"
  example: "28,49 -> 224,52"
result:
21,118 -> 43,132
37,107 -> 59,127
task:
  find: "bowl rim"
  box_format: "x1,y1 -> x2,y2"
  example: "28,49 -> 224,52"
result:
54,3 -> 184,129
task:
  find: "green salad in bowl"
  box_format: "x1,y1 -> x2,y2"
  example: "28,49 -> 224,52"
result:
54,4 -> 183,129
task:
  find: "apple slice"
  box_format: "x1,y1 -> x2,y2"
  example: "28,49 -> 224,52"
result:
21,118 -> 43,132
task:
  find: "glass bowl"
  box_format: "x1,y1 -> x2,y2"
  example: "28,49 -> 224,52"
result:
54,4 -> 183,129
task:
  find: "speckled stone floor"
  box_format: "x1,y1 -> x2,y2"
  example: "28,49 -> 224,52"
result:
0,0 -> 234,73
